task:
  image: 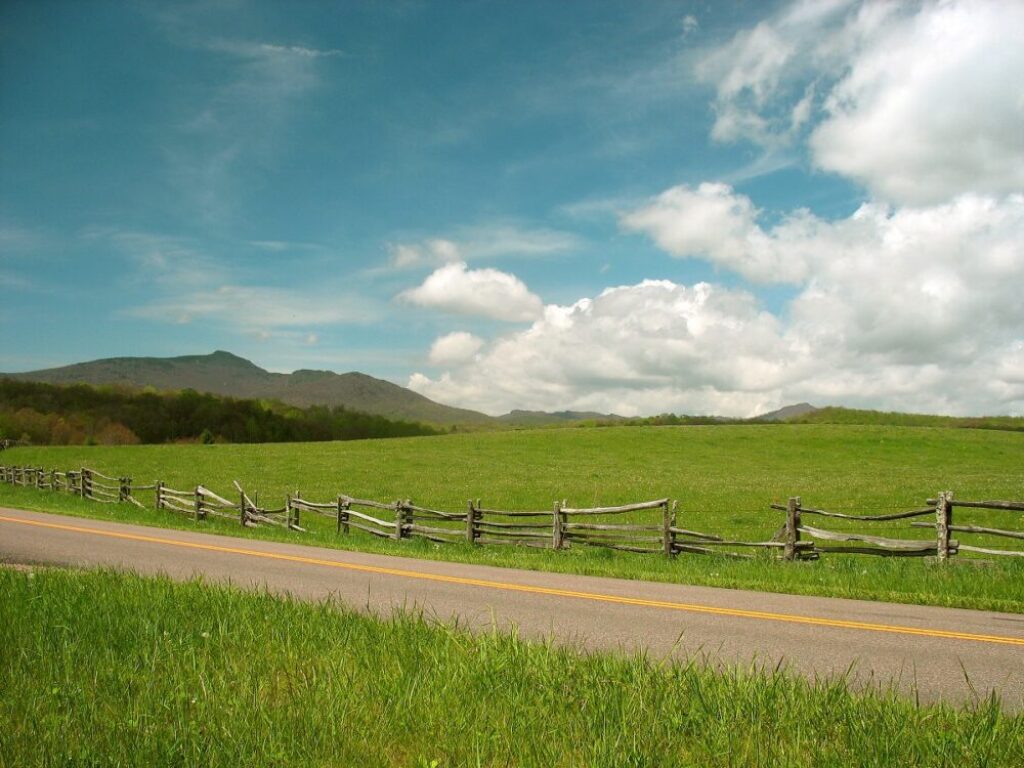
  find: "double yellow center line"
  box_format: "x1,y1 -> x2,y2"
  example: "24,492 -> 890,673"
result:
3,513 -> 1023,647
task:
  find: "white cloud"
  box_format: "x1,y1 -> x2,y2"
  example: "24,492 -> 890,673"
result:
162,33 -> 344,224
128,284 -> 373,330
428,332 -> 484,365
626,184 -> 1024,356
809,0 -> 1024,204
621,182 -> 810,283
698,0 -> 856,147
102,228 -> 378,336
386,225 -> 580,270
699,0 -> 1024,204
398,261 -> 544,322
409,280 -> 801,417
388,239 -> 461,269
413,192 -> 1024,417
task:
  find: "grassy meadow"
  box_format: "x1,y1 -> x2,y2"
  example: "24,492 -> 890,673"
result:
2,424 -> 1023,610
3,567 -> 1022,768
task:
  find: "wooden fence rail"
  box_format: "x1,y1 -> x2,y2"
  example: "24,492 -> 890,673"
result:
2,463 -> 1021,562
770,493 -> 1023,559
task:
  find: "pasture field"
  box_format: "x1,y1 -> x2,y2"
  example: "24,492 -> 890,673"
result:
2,567 -> 1022,767
2,424 -> 1023,610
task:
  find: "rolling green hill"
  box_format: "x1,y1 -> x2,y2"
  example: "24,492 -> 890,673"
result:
787,405 -> 1024,431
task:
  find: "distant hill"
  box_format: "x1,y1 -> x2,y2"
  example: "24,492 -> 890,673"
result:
3,351 -> 493,427
753,403 -> 819,422
496,409 -> 625,427
787,406 -> 1024,431
0,378 -> 441,445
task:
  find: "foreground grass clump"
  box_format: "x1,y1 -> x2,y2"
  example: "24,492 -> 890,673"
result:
1,569 -> 1021,768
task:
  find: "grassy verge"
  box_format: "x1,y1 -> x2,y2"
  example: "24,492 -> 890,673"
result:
2,568 -> 1021,767
2,424 -> 1022,612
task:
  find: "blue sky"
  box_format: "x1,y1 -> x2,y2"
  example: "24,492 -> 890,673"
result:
2,1 -> 1022,416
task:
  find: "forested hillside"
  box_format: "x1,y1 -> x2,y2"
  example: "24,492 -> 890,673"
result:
0,379 -> 441,445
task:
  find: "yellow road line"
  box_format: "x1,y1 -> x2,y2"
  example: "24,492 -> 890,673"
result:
3,513 -> 1023,647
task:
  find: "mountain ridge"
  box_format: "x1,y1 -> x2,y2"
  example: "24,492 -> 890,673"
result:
2,351 -> 493,427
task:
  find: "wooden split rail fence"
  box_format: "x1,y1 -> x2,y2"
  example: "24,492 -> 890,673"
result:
2,464 -> 1021,561
770,494 -> 1024,560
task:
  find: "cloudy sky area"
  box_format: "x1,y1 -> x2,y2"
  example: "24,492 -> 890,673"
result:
1,0 -> 1022,417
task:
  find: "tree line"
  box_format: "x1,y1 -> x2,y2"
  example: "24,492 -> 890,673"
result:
0,379 -> 442,445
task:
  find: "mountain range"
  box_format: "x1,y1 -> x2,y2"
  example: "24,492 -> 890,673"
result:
1,351 -> 821,426
2,351 -> 492,427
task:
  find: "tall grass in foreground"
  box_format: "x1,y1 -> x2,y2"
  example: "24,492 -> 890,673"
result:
1,569 -> 1021,768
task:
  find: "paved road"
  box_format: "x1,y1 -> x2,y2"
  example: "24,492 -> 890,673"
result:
2,507 -> 1022,708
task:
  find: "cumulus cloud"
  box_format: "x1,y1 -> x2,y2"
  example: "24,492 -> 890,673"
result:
699,0 -> 1024,204
413,192 -> 1024,417
809,0 -> 1024,204
620,182 -> 810,283
428,332 -> 484,365
630,186 -> 1024,358
409,280 -> 802,416
398,261 -> 544,322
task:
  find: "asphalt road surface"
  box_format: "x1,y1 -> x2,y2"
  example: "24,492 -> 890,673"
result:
2,506 -> 1022,709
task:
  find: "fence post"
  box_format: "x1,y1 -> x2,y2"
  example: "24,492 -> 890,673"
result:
80,468 -> 90,499
393,500 -> 404,540
663,500 -> 677,558
465,500 -> 477,544
194,487 -> 203,521
118,477 -> 128,502
285,493 -> 293,528
337,496 -> 350,535
239,489 -> 247,527
292,491 -> 301,530
154,481 -> 163,509
935,490 -> 953,562
552,500 -> 565,550
784,496 -> 802,561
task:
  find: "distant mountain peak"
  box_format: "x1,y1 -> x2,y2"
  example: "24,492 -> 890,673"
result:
754,402 -> 819,422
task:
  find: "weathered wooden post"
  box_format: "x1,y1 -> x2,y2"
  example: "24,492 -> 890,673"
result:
552,500 -> 565,550
292,491 -> 302,530
80,468 -> 90,499
663,500 -> 677,558
239,489 -> 247,527
285,492 -> 293,529
784,496 -> 802,561
337,496 -> 350,535
465,500 -> 477,544
154,481 -> 163,510
393,500 -> 405,540
194,486 -> 203,521
118,477 -> 129,503
935,490 -> 953,562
